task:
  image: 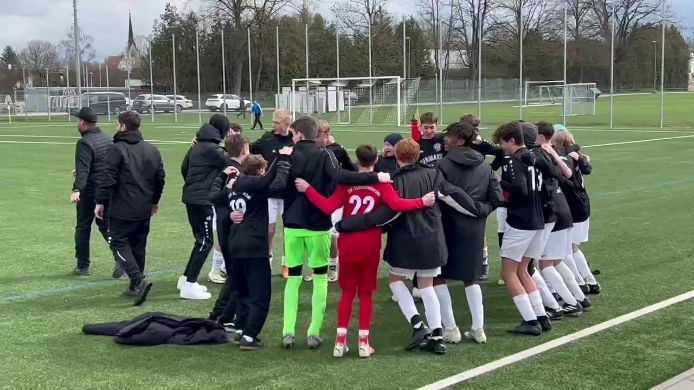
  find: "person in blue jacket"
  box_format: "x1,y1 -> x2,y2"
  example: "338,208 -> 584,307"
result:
251,100 -> 263,130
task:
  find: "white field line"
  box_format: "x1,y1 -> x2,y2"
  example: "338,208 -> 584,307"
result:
581,135 -> 694,148
419,290 -> 694,390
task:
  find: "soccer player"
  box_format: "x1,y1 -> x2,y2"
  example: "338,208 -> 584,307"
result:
551,129 -> 601,295
208,114 -> 233,284
374,133 -> 402,175
208,133 -> 250,332
280,117 -> 387,349
434,122 -> 504,344
179,122 -> 228,300
70,107 -> 116,277
211,149 -> 292,350
493,121 -> 550,336
416,112 -> 445,167
336,139 -> 483,354
250,108 -> 294,275
95,111 -> 165,305
295,144 -> 435,358
535,122 -> 589,313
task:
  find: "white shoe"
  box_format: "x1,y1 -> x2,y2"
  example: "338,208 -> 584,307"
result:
333,344 -> 349,358
412,287 -> 422,300
358,343 -> 374,358
464,328 -> 487,344
180,281 -> 212,300
195,282 -> 208,292
208,271 -> 226,284
391,294 -> 398,302
497,279 -> 505,285
328,265 -> 338,283
443,326 -> 462,344
177,276 -> 208,292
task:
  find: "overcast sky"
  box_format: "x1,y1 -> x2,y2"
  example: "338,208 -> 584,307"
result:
2,0 -> 692,60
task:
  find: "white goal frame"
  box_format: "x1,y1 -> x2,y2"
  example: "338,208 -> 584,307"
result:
291,76 -> 402,126
523,80 -> 565,107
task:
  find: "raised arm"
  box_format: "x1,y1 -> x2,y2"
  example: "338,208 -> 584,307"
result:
209,172 -> 231,205
304,185 -> 347,215
379,184 -> 426,212
267,158 -> 291,197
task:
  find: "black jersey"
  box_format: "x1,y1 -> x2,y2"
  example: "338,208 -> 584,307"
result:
557,150 -> 591,223
499,148 -> 544,231
226,156 -> 291,259
249,131 -> 294,164
529,147 -> 561,224
418,134 -> 445,167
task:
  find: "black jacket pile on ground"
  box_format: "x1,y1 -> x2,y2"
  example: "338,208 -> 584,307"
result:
82,312 -> 227,345
336,164 -> 482,270
249,130 -> 294,164
181,124 -> 228,205
95,130 -> 166,221
282,140 -> 380,231
73,126 -> 112,197
436,147 -> 504,281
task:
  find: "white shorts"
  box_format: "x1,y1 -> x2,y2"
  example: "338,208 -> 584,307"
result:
329,208 -> 344,238
541,229 -> 569,261
539,222 -> 556,255
268,198 -> 284,224
496,207 -> 508,233
571,219 -> 590,244
500,225 -> 544,262
389,266 -> 441,280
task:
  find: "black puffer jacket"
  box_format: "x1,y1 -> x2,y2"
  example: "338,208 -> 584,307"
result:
72,126 -> 112,197
436,147 -> 504,281
181,124 -> 228,205
336,164 -> 483,270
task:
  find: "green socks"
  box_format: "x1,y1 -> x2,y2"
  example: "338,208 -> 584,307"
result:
308,273 -> 328,337
282,276 -> 302,336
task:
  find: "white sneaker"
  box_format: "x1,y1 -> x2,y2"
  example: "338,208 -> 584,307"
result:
208,271 -> 226,284
391,294 -> 398,302
328,265 -> 338,283
497,279 -> 505,285
464,328 -> 487,344
412,287 -> 422,300
358,343 -> 374,358
177,276 -> 208,292
333,344 -> 348,358
443,326 -> 462,344
180,281 -> 212,300
195,282 -> 208,292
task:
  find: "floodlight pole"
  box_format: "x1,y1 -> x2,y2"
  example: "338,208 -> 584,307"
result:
106,62 -> 111,122
659,0 -> 666,128
149,38 -> 154,123
72,0 -> 82,107
477,5 -> 482,119
172,33 -> 178,123
276,25 -> 280,99
196,29 -> 202,124
562,0 -> 568,125
248,27 -> 253,103
66,60 -> 71,122
368,17 -> 373,124
336,27 -> 341,124
519,3 -> 523,120
610,0 -> 615,128
46,68 -> 51,121
221,29 -> 227,116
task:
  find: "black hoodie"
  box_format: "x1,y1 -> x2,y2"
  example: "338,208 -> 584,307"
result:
181,124 -> 229,205
499,147 -> 545,230
96,130 -> 165,221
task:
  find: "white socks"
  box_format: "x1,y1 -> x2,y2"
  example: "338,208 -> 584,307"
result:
434,284 -> 456,329
573,249 -> 598,285
389,281 -> 419,323
532,270 -> 561,310
556,261 -> 586,301
329,257 -> 338,267
542,265 -> 578,306
211,249 -> 224,273
419,286 -> 442,331
512,294 -> 537,322
465,284 -> 484,330
528,290 -> 547,317
564,254 -> 586,285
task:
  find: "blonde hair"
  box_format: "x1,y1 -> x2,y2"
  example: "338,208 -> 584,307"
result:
316,119 -> 331,134
273,108 -> 292,126
551,131 -> 575,148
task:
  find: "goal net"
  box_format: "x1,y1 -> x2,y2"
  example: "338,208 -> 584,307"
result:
523,81 -> 597,116
287,76 -> 409,126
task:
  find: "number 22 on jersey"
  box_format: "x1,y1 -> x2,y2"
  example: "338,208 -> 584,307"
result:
348,195 -> 375,215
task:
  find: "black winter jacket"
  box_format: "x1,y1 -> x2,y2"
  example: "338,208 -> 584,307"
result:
283,140 -> 380,231
436,148 -> 504,281
374,154 -> 398,175
336,164 -> 483,270
181,124 -> 228,205
96,130 -> 165,221
73,126 -> 112,197
209,159 -> 243,253
250,130 -> 294,164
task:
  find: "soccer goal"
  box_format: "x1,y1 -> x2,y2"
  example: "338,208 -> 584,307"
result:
290,76 -> 406,126
524,81 -> 598,116
523,80 -> 565,107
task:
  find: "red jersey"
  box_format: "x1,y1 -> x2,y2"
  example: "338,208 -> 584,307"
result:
305,183 -> 425,262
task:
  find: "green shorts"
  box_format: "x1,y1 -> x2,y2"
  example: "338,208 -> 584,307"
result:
284,228 -> 331,269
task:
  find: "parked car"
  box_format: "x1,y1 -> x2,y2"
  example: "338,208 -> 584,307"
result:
205,94 -> 250,112
166,95 -> 193,109
131,94 -> 182,114
69,92 -> 129,116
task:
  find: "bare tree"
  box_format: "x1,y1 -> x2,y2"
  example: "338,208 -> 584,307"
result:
19,40 -> 60,73
331,0 -> 389,37
59,26 -> 95,64
447,0 -> 494,79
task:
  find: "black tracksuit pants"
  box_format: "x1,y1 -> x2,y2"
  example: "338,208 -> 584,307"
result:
233,258 -> 271,338
75,194 -> 110,268
109,217 -> 150,286
251,114 -> 263,130
183,205 -> 214,283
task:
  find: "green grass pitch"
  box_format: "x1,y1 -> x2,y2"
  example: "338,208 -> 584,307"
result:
1,93 -> 693,389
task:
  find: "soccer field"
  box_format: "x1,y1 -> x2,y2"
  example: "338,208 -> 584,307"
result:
1,93 -> 693,389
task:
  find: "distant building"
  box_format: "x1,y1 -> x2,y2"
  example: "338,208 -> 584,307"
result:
689,53 -> 694,91
429,49 -> 469,70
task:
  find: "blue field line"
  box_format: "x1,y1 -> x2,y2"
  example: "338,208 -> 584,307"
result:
0,267 -> 181,302
3,177 -> 694,304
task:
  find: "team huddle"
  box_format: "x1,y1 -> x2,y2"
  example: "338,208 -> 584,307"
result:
70,106 -> 601,355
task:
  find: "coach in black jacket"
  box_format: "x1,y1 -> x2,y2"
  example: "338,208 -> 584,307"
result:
95,111 -> 165,306
180,124 -> 228,296
70,107 -> 114,276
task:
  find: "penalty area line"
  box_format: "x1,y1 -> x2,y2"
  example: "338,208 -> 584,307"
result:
418,290 -> 694,390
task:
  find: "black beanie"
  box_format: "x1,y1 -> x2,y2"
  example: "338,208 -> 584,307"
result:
384,133 -> 403,147
209,114 -> 230,138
